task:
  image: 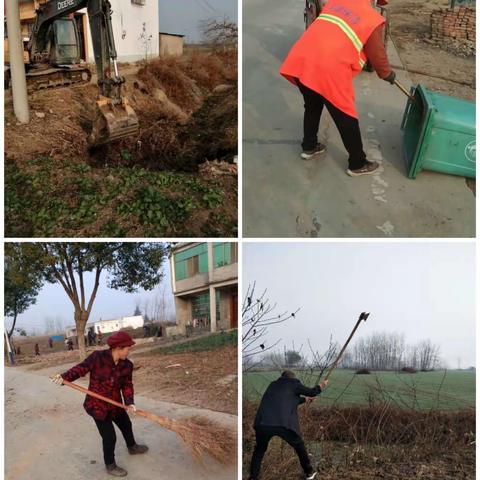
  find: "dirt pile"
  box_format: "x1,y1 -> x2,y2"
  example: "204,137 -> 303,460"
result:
5,51 -> 238,171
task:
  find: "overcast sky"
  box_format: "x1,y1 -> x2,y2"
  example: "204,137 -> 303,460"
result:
243,242 -> 476,369
8,258 -> 174,335
158,0 -> 237,43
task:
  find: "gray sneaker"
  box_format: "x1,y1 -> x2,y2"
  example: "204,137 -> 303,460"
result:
106,463 -> 127,477
301,143 -> 327,159
346,161 -> 380,177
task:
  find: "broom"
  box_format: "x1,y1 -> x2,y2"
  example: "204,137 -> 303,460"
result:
62,379 -> 236,465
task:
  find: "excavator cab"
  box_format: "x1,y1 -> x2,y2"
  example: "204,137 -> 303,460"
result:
50,18 -> 81,65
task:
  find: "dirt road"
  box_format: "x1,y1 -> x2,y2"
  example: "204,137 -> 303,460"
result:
243,0 -> 474,238
5,367 -> 237,480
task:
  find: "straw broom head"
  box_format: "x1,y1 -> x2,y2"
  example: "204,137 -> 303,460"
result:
142,411 -> 236,465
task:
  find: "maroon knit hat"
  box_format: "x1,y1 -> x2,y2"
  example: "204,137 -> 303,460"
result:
107,331 -> 136,349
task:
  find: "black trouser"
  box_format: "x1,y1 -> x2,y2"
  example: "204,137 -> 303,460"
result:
94,410 -> 136,466
298,81 -> 367,170
250,426 -> 313,479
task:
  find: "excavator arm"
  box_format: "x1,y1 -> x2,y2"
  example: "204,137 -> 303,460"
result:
28,0 -> 139,146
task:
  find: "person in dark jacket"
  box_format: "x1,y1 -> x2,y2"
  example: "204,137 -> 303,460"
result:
51,331 -> 148,477
248,370 -> 328,480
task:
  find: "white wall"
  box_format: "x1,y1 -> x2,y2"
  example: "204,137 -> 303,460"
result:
84,0 -> 159,63
94,315 -> 144,334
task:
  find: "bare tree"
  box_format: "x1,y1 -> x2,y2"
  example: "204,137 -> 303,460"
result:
417,340 -> 440,371
140,284 -> 173,324
242,282 -> 299,366
341,332 -> 440,372
199,17 -> 238,49
44,315 -> 67,335
44,316 -> 56,334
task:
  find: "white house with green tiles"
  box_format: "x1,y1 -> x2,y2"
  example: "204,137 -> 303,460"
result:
169,242 -> 238,336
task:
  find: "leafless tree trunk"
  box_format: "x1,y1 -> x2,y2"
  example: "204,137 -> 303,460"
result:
42,245 -> 103,360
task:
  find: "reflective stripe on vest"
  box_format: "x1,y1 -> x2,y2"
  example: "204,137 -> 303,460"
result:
316,13 -> 366,67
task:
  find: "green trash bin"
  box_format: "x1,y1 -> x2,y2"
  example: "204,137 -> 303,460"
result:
401,84 -> 476,179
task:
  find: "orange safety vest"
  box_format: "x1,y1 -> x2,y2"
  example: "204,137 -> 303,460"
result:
280,0 -> 385,118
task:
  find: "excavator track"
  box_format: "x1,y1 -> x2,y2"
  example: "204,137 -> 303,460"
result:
24,66 -> 92,93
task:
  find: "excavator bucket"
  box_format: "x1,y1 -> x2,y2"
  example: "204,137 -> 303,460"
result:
88,95 -> 139,146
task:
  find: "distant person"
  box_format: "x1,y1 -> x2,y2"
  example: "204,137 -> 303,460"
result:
87,330 -> 94,347
51,332 -> 148,477
280,0 -> 394,175
67,339 -> 74,351
48,337 -> 53,349
97,331 -> 104,346
34,343 -> 40,356
247,371 -> 328,480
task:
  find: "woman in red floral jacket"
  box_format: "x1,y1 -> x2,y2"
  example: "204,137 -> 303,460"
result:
52,331 -> 148,477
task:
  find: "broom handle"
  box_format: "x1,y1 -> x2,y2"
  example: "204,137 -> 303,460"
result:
323,318 -> 364,382
62,379 -> 150,420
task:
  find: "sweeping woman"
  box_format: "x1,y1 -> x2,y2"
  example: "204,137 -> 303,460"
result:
51,331 -> 148,477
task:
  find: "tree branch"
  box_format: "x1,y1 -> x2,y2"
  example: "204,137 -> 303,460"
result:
86,266 -> 102,317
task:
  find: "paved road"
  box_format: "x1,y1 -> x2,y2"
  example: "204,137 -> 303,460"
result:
5,367 -> 237,480
243,0 -> 475,237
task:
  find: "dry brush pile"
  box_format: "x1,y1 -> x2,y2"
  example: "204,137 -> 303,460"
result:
243,400 -> 475,480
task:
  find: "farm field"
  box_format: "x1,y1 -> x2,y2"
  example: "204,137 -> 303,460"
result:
243,369 -> 475,411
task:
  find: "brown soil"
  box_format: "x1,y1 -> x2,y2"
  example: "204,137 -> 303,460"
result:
387,0 -> 475,101
133,346 -> 237,415
5,51 -> 237,169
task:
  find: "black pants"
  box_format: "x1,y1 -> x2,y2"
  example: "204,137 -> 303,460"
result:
250,426 -> 313,479
94,410 -> 136,466
298,81 -> 367,170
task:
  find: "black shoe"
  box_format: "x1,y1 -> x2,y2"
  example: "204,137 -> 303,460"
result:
346,161 -> 380,177
128,444 -> 149,455
106,463 -> 127,477
301,143 -> 327,159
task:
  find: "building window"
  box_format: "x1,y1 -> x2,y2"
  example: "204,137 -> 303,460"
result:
191,291 -> 221,329
213,243 -> 238,268
175,244 -> 208,280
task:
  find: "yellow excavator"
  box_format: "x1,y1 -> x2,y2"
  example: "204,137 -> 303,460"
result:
5,0 -> 139,146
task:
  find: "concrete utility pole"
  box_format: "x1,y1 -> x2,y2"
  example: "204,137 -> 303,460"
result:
4,329 -> 15,366
5,0 -> 30,123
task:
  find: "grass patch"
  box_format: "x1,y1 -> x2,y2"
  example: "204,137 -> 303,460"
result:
5,156 -> 235,237
154,330 -> 237,354
243,369 -> 475,411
